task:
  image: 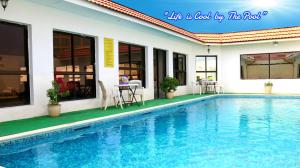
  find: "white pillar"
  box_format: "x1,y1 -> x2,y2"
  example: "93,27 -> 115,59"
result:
30,24 -> 53,114
95,36 -> 103,98
166,50 -> 173,77
145,46 -> 154,99
187,54 -> 196,84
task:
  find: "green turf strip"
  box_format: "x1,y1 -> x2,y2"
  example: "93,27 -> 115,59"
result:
0,94 -> 212,137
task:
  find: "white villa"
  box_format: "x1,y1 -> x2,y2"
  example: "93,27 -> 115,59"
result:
1,0 -> 300,122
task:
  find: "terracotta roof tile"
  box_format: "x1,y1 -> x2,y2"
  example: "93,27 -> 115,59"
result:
87,0 -> 300,44
88,0 -> 203,42
196,27 -> 300,43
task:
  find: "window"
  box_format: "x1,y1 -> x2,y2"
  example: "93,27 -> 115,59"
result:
0,21 -> 30,107
196,56 -> 217,81
53,31 -> 96,101
173,53 -> 187,85
119,42 -> 145,87
240,51 -> 300,79
298,65 -> 300,78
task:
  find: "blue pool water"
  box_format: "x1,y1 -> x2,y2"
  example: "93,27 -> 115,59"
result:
1,96 -> 300,168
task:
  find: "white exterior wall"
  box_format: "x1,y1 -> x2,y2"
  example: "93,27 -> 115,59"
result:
220,40 -> 300,94
0,0 -> 206,122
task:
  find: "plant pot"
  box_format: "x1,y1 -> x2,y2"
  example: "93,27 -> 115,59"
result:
264,86 -> 273,94
48,104 -> 61,117
166,91 -> 175,99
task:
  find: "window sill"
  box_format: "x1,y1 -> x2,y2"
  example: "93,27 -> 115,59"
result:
0,103 -> 32,109
59,97 -> 98,103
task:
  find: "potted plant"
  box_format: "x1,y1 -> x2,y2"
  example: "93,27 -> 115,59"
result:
264,81 -> 273,94
47,80 -> 69,117
160,77 -> 179,99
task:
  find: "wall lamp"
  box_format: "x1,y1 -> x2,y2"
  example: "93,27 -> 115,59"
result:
207,45 -> 210,54
273,41 -> 279,46
1,0 -> 9,11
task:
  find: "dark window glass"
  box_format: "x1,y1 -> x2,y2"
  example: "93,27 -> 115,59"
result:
196,56 -> 217,81
240,66 -> 244,79
298,65 -> 300,78
173,53 -> 186,85
119,43 -> 145,87
53,31 -> 96,101
240,52 -> 300,79
0,21 -> 30,107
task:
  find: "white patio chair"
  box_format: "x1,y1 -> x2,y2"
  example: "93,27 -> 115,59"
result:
98,80 -> 123,110
215,81 -> 224,94
128,80 -> 145,105
191,81 -> 202,95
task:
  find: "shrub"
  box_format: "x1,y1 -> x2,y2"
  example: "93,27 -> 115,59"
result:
264,81 -> 273,87
160,77 -> 179,93
47,80 -> 70,105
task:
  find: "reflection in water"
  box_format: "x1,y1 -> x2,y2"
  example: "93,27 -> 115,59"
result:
2,98 -> 300,168
237,98 -> 274,139
239,114 -> 249,137
146,118 -> 156,160
203,100 -> 219,133
154,113 -> 172,151
35,145 -> 58,168
264,99 -> 272,139
50,133 -> 101,167
173,108 -> 188,139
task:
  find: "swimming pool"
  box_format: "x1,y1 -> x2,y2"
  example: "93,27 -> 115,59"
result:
1,95 -> 300,168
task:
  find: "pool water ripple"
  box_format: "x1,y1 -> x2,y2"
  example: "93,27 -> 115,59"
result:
1,97 -> 300,167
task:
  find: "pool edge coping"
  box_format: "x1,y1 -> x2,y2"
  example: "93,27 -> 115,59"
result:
0,94 -> 218,142
2,93 -> 300,143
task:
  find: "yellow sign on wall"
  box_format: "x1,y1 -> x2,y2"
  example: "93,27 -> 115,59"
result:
104,38 -> 114,68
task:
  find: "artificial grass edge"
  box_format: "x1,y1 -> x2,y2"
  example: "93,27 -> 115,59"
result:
0,94 -> 212,137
